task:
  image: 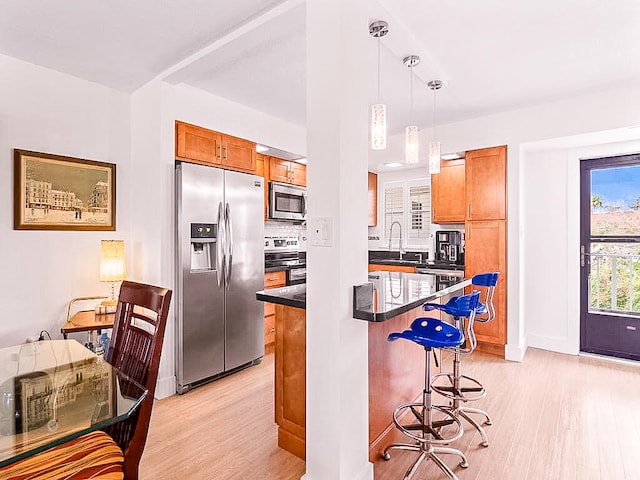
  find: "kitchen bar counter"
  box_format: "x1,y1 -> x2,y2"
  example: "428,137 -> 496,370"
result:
255,274 -> 469,462
256,284 -> 305,309
256,272 -> 471,321
355,271 -> 471,322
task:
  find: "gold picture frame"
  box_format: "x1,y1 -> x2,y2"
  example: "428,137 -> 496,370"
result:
14,149 -> 116,231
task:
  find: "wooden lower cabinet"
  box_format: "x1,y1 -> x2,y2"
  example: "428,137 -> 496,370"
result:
264,271 -> 286,351
275,304 -> 306,459
368,264 -> 416,274
465,220 -> 507,354
368,305 -> 428,461
272,302 -> 460,462
368,171 -> 378,227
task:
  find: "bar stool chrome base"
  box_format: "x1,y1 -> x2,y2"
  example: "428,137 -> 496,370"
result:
383,403 -> 468,480
383,441 -> 469,480
432,366 -> 492,447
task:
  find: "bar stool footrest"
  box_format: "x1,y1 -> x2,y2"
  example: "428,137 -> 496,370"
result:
392,402 -> 464,445
431,372 -> 486,402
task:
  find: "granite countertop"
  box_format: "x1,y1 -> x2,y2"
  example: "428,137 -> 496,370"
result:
353,271 -> 471,322
255,271 -> 471,322
368,251 -> 464,271
256,284 -> 306,309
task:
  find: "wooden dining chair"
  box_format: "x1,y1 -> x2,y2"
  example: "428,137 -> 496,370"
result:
102,280 -> 172,479
0,281 -> 172,480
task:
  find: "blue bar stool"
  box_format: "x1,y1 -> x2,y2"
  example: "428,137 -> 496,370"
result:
382,291 -> 480,480
425,272 -> 499,447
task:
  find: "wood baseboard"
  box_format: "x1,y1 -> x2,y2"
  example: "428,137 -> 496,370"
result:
475,341 -> 505,357
278,427 -> 305,460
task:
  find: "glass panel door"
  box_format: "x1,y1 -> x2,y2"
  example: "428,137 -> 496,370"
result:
580,154 -> 640,360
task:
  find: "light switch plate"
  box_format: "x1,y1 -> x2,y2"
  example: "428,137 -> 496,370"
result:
310,217 -> 333,247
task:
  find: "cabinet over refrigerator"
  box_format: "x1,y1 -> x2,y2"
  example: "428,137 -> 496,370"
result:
175,162 -> 264,394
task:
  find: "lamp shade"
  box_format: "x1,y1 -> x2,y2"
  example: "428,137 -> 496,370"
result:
429,141 -> 441,174
100,240 -> 126,282
405,126 -> 419,164
371,103 -> 387,150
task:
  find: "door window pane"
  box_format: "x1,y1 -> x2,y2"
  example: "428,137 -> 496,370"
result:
591,165 -> 640,236
589,242 -> 640,315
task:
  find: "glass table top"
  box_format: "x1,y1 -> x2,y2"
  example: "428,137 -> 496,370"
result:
0,339 -> 147,467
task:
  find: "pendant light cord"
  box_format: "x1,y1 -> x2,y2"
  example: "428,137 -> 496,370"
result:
377,36 -> 381,103
410,64 -> 414,119
432,86 -> 437,140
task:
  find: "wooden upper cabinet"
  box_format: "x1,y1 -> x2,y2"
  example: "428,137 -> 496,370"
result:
256,153 -> 266,177
269,157 -> 306,187
175,121 -> 256,174
176,121 -> 222,166
465,146 -> 507,221
368,172 -> 378,227
221,134 -> 256,172
431,159 -> 465,224
289,162 -> 306,187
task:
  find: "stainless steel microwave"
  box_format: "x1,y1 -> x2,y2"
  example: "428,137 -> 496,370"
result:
269,181 -> 307,222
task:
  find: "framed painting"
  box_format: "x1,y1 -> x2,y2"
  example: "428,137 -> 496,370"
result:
14,149 -> 116,231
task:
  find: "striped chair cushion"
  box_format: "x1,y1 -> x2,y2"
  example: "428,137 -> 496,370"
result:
0,431 -> 123,480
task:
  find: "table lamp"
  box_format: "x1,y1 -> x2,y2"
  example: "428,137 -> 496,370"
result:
100,240 -> 126,307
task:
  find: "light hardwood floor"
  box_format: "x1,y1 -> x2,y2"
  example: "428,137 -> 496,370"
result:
140,348 -> 640,480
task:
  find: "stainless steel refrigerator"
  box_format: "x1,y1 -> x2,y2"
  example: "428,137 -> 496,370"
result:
175,162 -> 264,394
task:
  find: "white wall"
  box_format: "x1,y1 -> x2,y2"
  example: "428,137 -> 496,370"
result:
0,54 -> 131,346
522,137 -> 640,355
371,84 -> 640,360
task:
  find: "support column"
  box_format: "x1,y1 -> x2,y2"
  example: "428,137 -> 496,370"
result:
305,0 -> 372,479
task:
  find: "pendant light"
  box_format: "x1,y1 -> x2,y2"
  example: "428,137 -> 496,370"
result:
427,80 -> 443,174
369,21 -> 388,150
403,55 -> 420,164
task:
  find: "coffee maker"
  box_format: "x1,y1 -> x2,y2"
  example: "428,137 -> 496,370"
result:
435,230 -> 464,266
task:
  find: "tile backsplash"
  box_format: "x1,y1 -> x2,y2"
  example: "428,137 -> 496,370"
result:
265,221 -> 307,250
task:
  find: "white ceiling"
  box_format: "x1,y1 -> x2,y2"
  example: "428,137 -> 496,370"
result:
2,0 -> 640,147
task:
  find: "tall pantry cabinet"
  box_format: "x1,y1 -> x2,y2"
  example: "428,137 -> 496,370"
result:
464,146 -> 507,355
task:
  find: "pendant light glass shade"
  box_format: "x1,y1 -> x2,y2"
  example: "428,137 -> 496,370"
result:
370,21 -> 389,151
429,141 -> 441,174
371,103 -> 387,150
405,126 -> 419,164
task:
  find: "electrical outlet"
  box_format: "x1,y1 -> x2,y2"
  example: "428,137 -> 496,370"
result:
25,336 -> 39,343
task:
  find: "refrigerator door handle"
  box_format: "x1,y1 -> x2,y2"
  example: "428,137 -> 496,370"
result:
216,202 -> 224,287
225,202 -> 233,287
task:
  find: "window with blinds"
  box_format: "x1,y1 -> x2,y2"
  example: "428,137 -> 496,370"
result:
383,180 -> 431,248
384,186 -> 404,238
408,185 -> 431,242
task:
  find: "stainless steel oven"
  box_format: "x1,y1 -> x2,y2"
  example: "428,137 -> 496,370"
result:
269,182 -> 307,222
287,266 -> 306,285
265,236 -> 306,285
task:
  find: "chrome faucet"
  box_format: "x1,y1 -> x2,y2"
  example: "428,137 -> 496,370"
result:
388,221 -> 403,259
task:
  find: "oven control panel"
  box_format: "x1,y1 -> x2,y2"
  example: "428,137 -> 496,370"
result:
265,236 -> 299,252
